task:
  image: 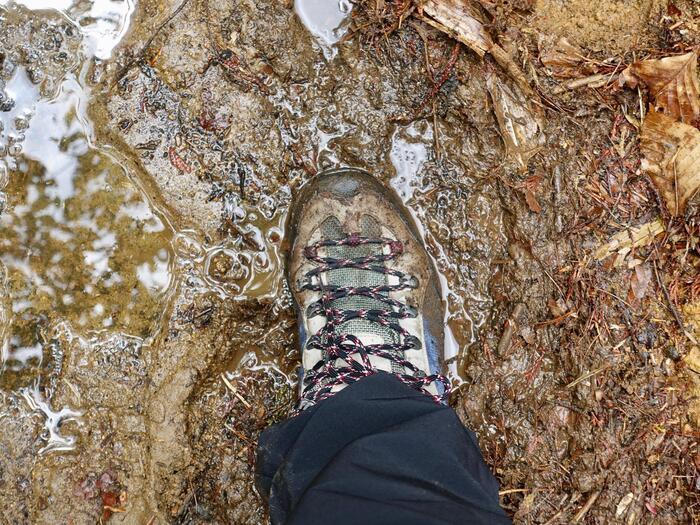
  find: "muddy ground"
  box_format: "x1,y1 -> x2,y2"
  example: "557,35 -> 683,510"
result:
1,0 -> 699,523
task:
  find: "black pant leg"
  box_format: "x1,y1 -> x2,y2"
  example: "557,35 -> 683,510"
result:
255,373 -> 511,525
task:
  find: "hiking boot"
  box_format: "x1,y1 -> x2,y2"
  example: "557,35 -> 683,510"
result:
286,168 -> 450,410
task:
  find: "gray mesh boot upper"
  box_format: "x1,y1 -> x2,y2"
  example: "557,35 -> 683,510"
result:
286,168 -> 448,410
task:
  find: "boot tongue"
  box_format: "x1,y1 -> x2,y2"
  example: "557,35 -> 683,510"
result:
320,216 -> 398,350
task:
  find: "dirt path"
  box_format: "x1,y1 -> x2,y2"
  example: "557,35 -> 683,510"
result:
1,0 -> 698,523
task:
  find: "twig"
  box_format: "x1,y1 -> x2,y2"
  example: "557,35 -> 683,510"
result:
572,490 -> 601,523
542,508 -> 566,525
499,488 -> 532,495
414,42 -> 460,116
566,364 -> 610,389
652,261 -> 698,344
221,374 -> 252,409
113,0 -> 193,85
488,42 -> 539,100
551,73 -> 609,94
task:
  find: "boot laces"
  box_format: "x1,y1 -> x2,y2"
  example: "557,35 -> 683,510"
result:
298,232 -> 451,407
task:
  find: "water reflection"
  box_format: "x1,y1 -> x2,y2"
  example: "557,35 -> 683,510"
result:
0,0 -> 135,60
295,0 -> 352,58
0,73 -> 173,387
21,384 -> 81,454
390,121 -> 432,201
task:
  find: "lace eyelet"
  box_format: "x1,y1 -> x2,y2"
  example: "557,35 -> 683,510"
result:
405,335 -> 422,349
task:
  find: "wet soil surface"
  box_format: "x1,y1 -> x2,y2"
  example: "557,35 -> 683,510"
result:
1,0 -> 699,523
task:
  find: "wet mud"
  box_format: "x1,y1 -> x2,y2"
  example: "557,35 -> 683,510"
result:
1,0 -> 698,523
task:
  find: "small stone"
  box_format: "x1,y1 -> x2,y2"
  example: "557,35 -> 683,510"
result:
0,98 -> 15,112
14,116 -> 29,130
27,68 -> 44,85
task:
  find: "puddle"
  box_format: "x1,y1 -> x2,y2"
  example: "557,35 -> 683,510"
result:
2,0 -> 136,60
0,1 -> 176,445
294,0 -> 352,58
0,69 -> 174,389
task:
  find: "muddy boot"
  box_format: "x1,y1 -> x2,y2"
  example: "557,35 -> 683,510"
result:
287,167 -> 450,410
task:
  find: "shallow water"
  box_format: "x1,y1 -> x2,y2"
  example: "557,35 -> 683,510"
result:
5,0 -> 135,60
294,0 -> 352,57
0,0 -> 294,463
0,0 -> 173,452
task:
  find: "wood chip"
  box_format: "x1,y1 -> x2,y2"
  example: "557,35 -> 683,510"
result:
419,0 -> 492,56
615,492 -> 635,518
486,74 -> 545,170
594,219 -> 665,264
418,0 -> 537,99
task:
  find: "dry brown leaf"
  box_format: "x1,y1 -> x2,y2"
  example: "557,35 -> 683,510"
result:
621,50 -> 700,125
486,74 -> 545,170
419,0 -> 536,99
640,110 -> 700,215
524,190 -> 541,213
630,264 -> 652,300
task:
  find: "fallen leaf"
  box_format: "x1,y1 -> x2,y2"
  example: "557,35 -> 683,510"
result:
168,146 -> 192,173
102,492 -> 118,507
640,110 -> 700,215
522,174 -> 543,212
594,219 -> 665,264
667,2 -> 682,17
685,300 -> 700,335
685,346 -> 700,374
524,190 -> 541,213
630,264 -> 652,300
644,498 -> 658,516
486,74 -> 545,170
621,50 -> 700,125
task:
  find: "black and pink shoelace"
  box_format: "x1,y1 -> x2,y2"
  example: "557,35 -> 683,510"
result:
297,233 -> 451,408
